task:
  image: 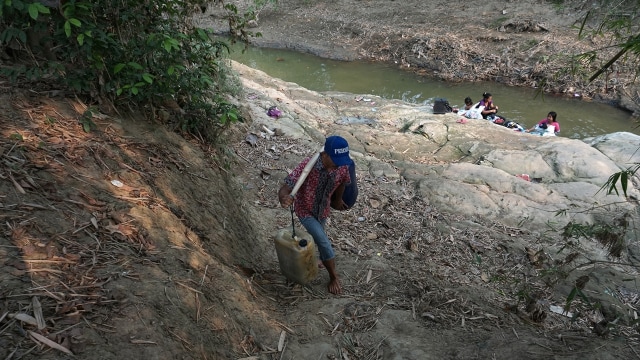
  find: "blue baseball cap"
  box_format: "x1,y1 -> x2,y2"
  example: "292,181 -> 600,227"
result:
324,136 -> 351,167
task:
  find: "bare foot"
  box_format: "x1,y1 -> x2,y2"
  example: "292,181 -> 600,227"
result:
328,277 -> 342,295
322,258 -> 341,295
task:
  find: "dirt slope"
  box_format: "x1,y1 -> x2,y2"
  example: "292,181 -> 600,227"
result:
0,91 -> 277,359
1,82 -> 638,359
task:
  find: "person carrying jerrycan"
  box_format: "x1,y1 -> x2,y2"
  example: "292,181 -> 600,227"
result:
278,136 -> 354,295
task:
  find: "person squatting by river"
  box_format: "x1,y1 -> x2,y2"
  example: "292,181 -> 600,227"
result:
458,97 -> 484,119
459,93 -> 536,133
278,136 -> 354,295
479,92 -> 499,119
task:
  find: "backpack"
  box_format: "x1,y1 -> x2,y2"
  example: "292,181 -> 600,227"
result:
331,160 -> 358,210
433,98 -> 453,114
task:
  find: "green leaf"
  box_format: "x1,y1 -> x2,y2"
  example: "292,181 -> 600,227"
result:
167,66 -> 175,75
554,208 -> 568,217
12,0 -> 23,11
37,3 -> 49,14
28,3 -> 38,19
598,172 -> 621,196
131,87 -> 139,95
116,88 -> 123,96
28,2 -> 50,18
127,62 -> 143,70
17,29 -> 26,43
578,10 -> 590,39
224,3 -> 238,13
196,28 -> 208,41
113,63 -> 125,74
64,21 -> 71,37
142,73 -> 153,84
564,287 -> 577,313
79,115 -> 95,133
69,18 -> 81,27
162,38 -> 179,52
621,171 -> 628,197
77,33 -> 84,46
201,76 -> 213,86
576,288 -> 591,305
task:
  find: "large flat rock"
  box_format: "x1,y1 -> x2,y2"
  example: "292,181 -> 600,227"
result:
233,61 -> 639,231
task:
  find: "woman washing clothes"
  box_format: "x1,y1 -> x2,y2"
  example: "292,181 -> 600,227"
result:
526,111 -> 560,136
479,92 -> 498,119
478,92 -> 507,124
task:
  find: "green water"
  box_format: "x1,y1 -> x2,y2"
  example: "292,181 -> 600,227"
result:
228,45 -> 638,139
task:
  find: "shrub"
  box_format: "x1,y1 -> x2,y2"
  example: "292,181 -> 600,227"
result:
0,0 -> 266,140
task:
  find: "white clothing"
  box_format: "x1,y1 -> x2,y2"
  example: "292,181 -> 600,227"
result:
458,108 -> 471,117
541,123 -> 557,136
463,103 -> 484,119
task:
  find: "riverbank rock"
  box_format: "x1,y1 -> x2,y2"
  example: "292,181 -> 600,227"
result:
233,61 -> 639,231
586,132 -> 640,168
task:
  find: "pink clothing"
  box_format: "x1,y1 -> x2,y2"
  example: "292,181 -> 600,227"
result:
538,119 -> 560,133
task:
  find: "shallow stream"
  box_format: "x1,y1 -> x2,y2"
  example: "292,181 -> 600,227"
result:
229,46 -> 638,139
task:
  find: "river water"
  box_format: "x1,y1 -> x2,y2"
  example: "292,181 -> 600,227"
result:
228,45 -> 638,139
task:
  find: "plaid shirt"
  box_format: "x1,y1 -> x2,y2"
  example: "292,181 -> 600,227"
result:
284,156 -> 351,220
